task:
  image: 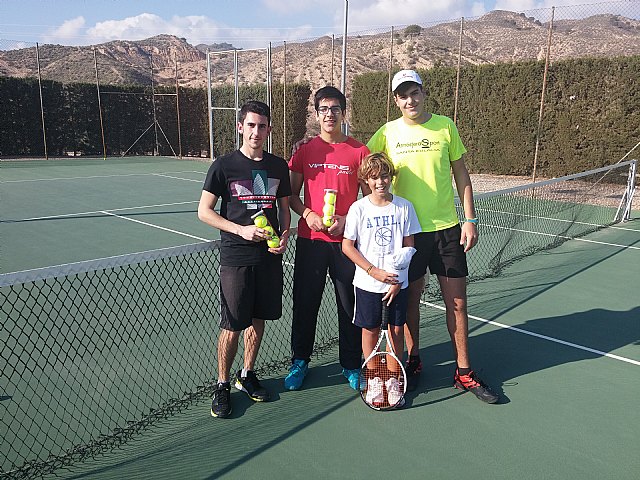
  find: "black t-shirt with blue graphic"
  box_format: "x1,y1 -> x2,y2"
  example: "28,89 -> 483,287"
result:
203,149 -> 292,266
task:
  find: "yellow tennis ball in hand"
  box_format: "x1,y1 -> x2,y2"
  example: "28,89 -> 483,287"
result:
263,225 -> 274,236
323,216 -> 333,227
267,237 -> 280,248
254,215 -> 268,228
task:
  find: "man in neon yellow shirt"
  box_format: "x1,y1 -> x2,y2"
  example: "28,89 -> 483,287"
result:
367,70 -> 498,403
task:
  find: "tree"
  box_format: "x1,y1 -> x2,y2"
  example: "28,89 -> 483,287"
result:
404,24 -> 421,37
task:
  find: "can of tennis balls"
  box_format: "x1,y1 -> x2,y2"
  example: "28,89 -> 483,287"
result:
323,189 -> 338,227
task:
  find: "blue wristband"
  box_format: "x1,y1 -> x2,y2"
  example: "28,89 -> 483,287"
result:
465,218 -> 479,224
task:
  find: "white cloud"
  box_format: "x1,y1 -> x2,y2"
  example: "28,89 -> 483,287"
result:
40,12 -> 323,49
45,16 -> 87,43
347,0 -> 490,30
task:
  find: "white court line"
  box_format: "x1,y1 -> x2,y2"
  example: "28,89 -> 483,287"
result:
152,173 -> 203,183
1,170 -> 205,183
11,201 -> 198,222
478,207 -> 639,233
100,211 -> 209,241
424,302 -> 640,366
485,223 -> 640,250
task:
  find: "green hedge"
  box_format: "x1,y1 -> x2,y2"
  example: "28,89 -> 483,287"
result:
0,78 -> 310,160
351,56 -> 640,177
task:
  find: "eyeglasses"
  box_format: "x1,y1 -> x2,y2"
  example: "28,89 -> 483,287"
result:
317,106 -> 343,115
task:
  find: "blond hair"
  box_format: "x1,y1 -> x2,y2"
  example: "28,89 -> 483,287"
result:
358,152 -> 396,182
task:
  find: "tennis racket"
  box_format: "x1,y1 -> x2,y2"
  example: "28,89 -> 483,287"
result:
359,302 -> 407,410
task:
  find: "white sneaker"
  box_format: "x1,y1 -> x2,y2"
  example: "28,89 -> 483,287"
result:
385,377 -> 404,406
365,377 -> 384,405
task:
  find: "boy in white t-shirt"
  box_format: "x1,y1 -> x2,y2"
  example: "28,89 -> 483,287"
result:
342,152 -> 421,406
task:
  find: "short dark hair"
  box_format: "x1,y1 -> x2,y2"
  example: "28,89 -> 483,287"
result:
239,100 -> 271,124
393,82 -> 423,97
314,86 -> 346,112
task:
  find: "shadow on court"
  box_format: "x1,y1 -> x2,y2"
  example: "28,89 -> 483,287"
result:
411,232 -> 639,405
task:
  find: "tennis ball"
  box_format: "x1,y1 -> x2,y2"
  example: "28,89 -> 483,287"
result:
323,216 -> 333,227
324,191 -> 336,205
254,215 -> 268,228
322,204 -> 335,216
267,237 -> 280,248
263,225 -> 275,236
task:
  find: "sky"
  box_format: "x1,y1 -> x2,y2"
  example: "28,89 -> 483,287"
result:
0,0 -> 633,49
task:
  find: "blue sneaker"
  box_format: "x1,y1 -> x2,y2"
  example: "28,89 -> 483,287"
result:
342,368 -> 361,390
284,359 -> 309,390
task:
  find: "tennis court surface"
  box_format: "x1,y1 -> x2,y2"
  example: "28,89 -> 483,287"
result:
1,157 -> 638,479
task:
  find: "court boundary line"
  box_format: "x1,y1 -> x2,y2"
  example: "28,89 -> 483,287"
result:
484,223 -> 640,250
6,201 -> 199,222
477,207 -> 639,233
1,170 -> 205,183
424,302 -> 640,366
100,211 -> 209,242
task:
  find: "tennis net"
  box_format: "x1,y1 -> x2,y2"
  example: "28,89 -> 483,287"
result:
0,160 -> 636,479
447,160 -> 636,295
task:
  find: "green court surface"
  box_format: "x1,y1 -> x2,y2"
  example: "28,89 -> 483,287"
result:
1,157 -> 214,273
1,157 -> 638,479
35,220 -> 640,480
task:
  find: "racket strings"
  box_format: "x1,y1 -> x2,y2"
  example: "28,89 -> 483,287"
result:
361,353 -> 405,409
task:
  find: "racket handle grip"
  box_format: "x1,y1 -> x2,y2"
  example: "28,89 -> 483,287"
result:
381,303 -> 390,330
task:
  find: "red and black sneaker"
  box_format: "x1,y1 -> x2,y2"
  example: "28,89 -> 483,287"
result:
405,358 -> 422,392
454,369 -> 499,404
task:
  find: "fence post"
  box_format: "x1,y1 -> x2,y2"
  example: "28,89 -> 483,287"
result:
35,43 -> 48,160
174,53 -> 182,159
453,17 -> 464,125
341,0 -> 349,135
93,48 -> 107,160
532,6 -> 555,184
386,26 -> 394,123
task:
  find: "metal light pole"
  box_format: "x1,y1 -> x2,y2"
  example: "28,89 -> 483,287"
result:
341,0 -> 349,135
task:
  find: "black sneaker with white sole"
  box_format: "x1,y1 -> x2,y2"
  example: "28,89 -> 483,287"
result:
234,370 -> 271,402
211,382 -> 232,418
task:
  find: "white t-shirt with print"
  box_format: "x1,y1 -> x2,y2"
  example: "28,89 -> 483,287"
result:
344,195 -> 421,293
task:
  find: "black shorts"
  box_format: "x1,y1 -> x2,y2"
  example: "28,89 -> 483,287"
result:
353,287 -> 408,329
408,225 -> 468,281
219,254 -> 283,332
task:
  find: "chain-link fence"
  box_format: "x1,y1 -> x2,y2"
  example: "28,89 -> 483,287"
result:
0,230 -> 343,479
1,2 -> 639,166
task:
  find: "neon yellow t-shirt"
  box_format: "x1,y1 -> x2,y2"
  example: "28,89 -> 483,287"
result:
367,114 -> 466,232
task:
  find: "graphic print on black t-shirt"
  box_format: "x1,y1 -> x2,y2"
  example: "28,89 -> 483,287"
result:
230,169 -> 279,211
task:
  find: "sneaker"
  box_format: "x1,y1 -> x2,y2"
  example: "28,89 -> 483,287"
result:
342,368 -> 361,390
234,370 -> 271,402
453,369 -> 499,404
211,382 -> 232,418
405,358 -> 422,392
385,377 -> 403,406
365,377 -> 384,405
284,359 -> 309,391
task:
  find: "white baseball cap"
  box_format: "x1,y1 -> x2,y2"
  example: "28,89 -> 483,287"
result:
391,69 -> 423,92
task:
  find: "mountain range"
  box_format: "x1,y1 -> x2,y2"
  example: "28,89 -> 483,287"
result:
1,10 -> 639,89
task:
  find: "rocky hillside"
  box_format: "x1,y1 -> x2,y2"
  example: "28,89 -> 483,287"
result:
1,11 -> 639,89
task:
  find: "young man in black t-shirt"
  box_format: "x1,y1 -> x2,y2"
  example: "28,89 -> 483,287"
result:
198,100 -> 291,418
